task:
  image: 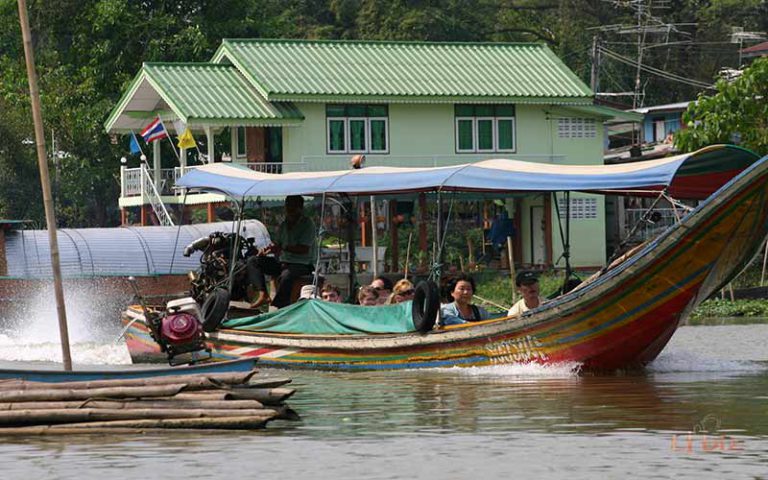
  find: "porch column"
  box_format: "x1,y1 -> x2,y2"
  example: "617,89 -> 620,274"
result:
230,128 -> 238,160
418,193 -> 427,267
207,203 -> 216,223
390,200 -> 399,273
153,140 -> 161,191
180,146 -> 187,169
120,208 -> 127,226
206,126 -> 214,163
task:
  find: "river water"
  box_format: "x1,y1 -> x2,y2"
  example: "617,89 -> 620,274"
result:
0,307 -> 767,479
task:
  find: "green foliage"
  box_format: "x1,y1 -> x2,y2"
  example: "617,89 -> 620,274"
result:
690,298 -> 768,322
675,58 -> 768,156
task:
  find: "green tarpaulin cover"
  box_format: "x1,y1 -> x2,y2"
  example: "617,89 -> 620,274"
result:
222,299 -> 416,334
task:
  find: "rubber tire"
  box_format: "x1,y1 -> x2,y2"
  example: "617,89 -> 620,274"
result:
412,280 -> 439,333
201,288 -> 230,332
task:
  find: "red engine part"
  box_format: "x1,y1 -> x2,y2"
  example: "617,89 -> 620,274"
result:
161,313 -> 203,345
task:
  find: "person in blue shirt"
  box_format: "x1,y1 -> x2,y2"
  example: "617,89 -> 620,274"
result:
439,274 -> 493,326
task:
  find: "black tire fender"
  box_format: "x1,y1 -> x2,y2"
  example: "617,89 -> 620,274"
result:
411,280 -> 439,333
201,288 -> 230,332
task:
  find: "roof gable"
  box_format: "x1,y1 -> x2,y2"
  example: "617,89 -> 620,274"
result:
212,39 -> 593,103
105,63 -> 303,133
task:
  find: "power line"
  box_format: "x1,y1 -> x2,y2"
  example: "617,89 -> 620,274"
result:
599,46 -> 715,90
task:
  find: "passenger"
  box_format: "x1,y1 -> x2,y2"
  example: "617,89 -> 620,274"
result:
439,274 -> 492,326
246,195 -> 315,309
370,276 -> 393,305
320,284 -> 342,303
507,271 -> 544,317
386,279 -> 415,304
357,285 -> 379,306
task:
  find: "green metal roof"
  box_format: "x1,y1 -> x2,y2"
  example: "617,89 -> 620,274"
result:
105,63 -> 303,133
213,39 -> 594,103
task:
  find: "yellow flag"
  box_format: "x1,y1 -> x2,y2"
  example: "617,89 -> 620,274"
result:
177,128 -> 196,149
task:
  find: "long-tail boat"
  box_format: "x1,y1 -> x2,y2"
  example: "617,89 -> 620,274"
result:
121,145 -> 768,370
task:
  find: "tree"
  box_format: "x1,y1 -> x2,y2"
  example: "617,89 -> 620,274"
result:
675,58 -> 768,156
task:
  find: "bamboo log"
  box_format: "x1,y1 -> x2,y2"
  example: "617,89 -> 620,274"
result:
0,416 -> 273,433
0,371 -> 260,391
0,399 -> 265,410
172,387 -> 295,405
0,408 -> 279,426
245,377 -> 292,389
0,384 -> 185,403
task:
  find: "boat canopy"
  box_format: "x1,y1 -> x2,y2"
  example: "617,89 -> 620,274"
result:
176,144 -> 759,200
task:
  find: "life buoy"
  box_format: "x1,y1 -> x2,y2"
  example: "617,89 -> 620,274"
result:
411,280 -> 439,333
201,288 -> 230,332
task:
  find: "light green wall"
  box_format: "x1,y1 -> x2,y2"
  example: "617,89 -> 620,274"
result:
282,101 -> 607,267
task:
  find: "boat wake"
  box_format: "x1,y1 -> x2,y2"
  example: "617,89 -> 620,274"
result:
446,362 -> 582,378
0,283 -> 132,366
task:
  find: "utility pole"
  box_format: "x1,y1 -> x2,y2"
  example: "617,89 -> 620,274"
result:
590,34 -> 601,93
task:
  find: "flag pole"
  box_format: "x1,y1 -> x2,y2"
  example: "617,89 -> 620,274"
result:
17,0 -> 72,371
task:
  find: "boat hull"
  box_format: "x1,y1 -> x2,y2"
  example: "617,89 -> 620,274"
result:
122,154 -> 768,371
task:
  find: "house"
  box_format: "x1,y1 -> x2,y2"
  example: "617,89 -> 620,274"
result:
105,39 -> 637,269
633,101 -> 690,145
740,40 -> 768,60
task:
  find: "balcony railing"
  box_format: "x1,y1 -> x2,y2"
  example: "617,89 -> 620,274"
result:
624,208 -> 683,242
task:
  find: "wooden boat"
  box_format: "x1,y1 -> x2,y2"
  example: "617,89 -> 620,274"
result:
121,145 -> 768,370
0,358 -> 257,382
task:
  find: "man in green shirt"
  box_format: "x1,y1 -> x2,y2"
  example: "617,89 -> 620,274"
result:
247,195 -> 316,308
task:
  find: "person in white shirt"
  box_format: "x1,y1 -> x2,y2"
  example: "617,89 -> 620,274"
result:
508,271 -> 544,317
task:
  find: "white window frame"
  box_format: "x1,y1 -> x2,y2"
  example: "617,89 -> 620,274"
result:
475,117 -> 496,153
495,117 -> 516,152
455,117 -> 475,152
327,117 -> 348,154
368,117 -> 389,154
348,117 -> 368,153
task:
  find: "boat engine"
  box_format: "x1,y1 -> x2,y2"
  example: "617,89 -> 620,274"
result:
144,298 -> 212,366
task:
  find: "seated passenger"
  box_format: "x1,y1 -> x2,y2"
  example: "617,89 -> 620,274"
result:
507,271 -> 544,317
439,274 -> 492,326
321,284 -> 342,303
386,279 -> 415,304
357,285 -> 379,306
370,276 -> 393,305
246,195 -> 315,309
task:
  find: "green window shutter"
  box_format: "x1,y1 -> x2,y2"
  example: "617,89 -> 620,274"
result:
457,119 -> 474,151
327,105 -> 346,117
329,119 -> 346,152
477,119 -> 494,150
370,119 -> 387,152
455,105 -> 474,116
368,105 -> 388,117
497,119 -> 515,151
495,105 -> 516,116
350,119 -> 366,151
347,105 -> 367,117
475,105 -> 494,117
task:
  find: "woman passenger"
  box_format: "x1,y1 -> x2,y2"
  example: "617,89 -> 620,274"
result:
357,285 -> 379,306
439,274 -> 492,326
386,279 -> 415,304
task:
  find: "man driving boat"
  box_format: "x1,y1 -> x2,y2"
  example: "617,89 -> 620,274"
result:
246,195 -> 316,309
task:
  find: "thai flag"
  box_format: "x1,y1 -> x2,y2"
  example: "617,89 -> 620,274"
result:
140,117 -> 168,143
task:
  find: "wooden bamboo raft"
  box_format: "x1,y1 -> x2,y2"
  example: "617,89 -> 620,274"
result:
0,369 -> 298,434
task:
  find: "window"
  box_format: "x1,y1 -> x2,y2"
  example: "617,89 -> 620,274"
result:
557,197 -> 598,220
236,126 -> 247,158
557,118 -> 597,139
455,104 -> 516,153
326,104 -> 389,154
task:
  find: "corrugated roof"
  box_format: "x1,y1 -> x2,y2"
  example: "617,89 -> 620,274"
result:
564,105 -> 644,122
105,63 -> 303,133
3,221 -> 271,279
213,39 -> 593,103
144,63 -> 303,122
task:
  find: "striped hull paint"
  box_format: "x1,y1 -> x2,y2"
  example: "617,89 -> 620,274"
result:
122,155 -> 768,371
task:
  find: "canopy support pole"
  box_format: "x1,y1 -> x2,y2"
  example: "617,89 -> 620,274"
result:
370,195 -> 378,278
552,192 -> 575,292
345,195 -> 357,300
313,193 -> 328,290
227,201 -> 246,296
607,189 -> 668,269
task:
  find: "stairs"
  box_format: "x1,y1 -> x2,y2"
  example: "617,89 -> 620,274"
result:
141,164 -> 175,226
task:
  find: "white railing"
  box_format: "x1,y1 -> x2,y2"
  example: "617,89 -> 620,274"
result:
140,165 -> 175,226
624,208 -> 681,242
